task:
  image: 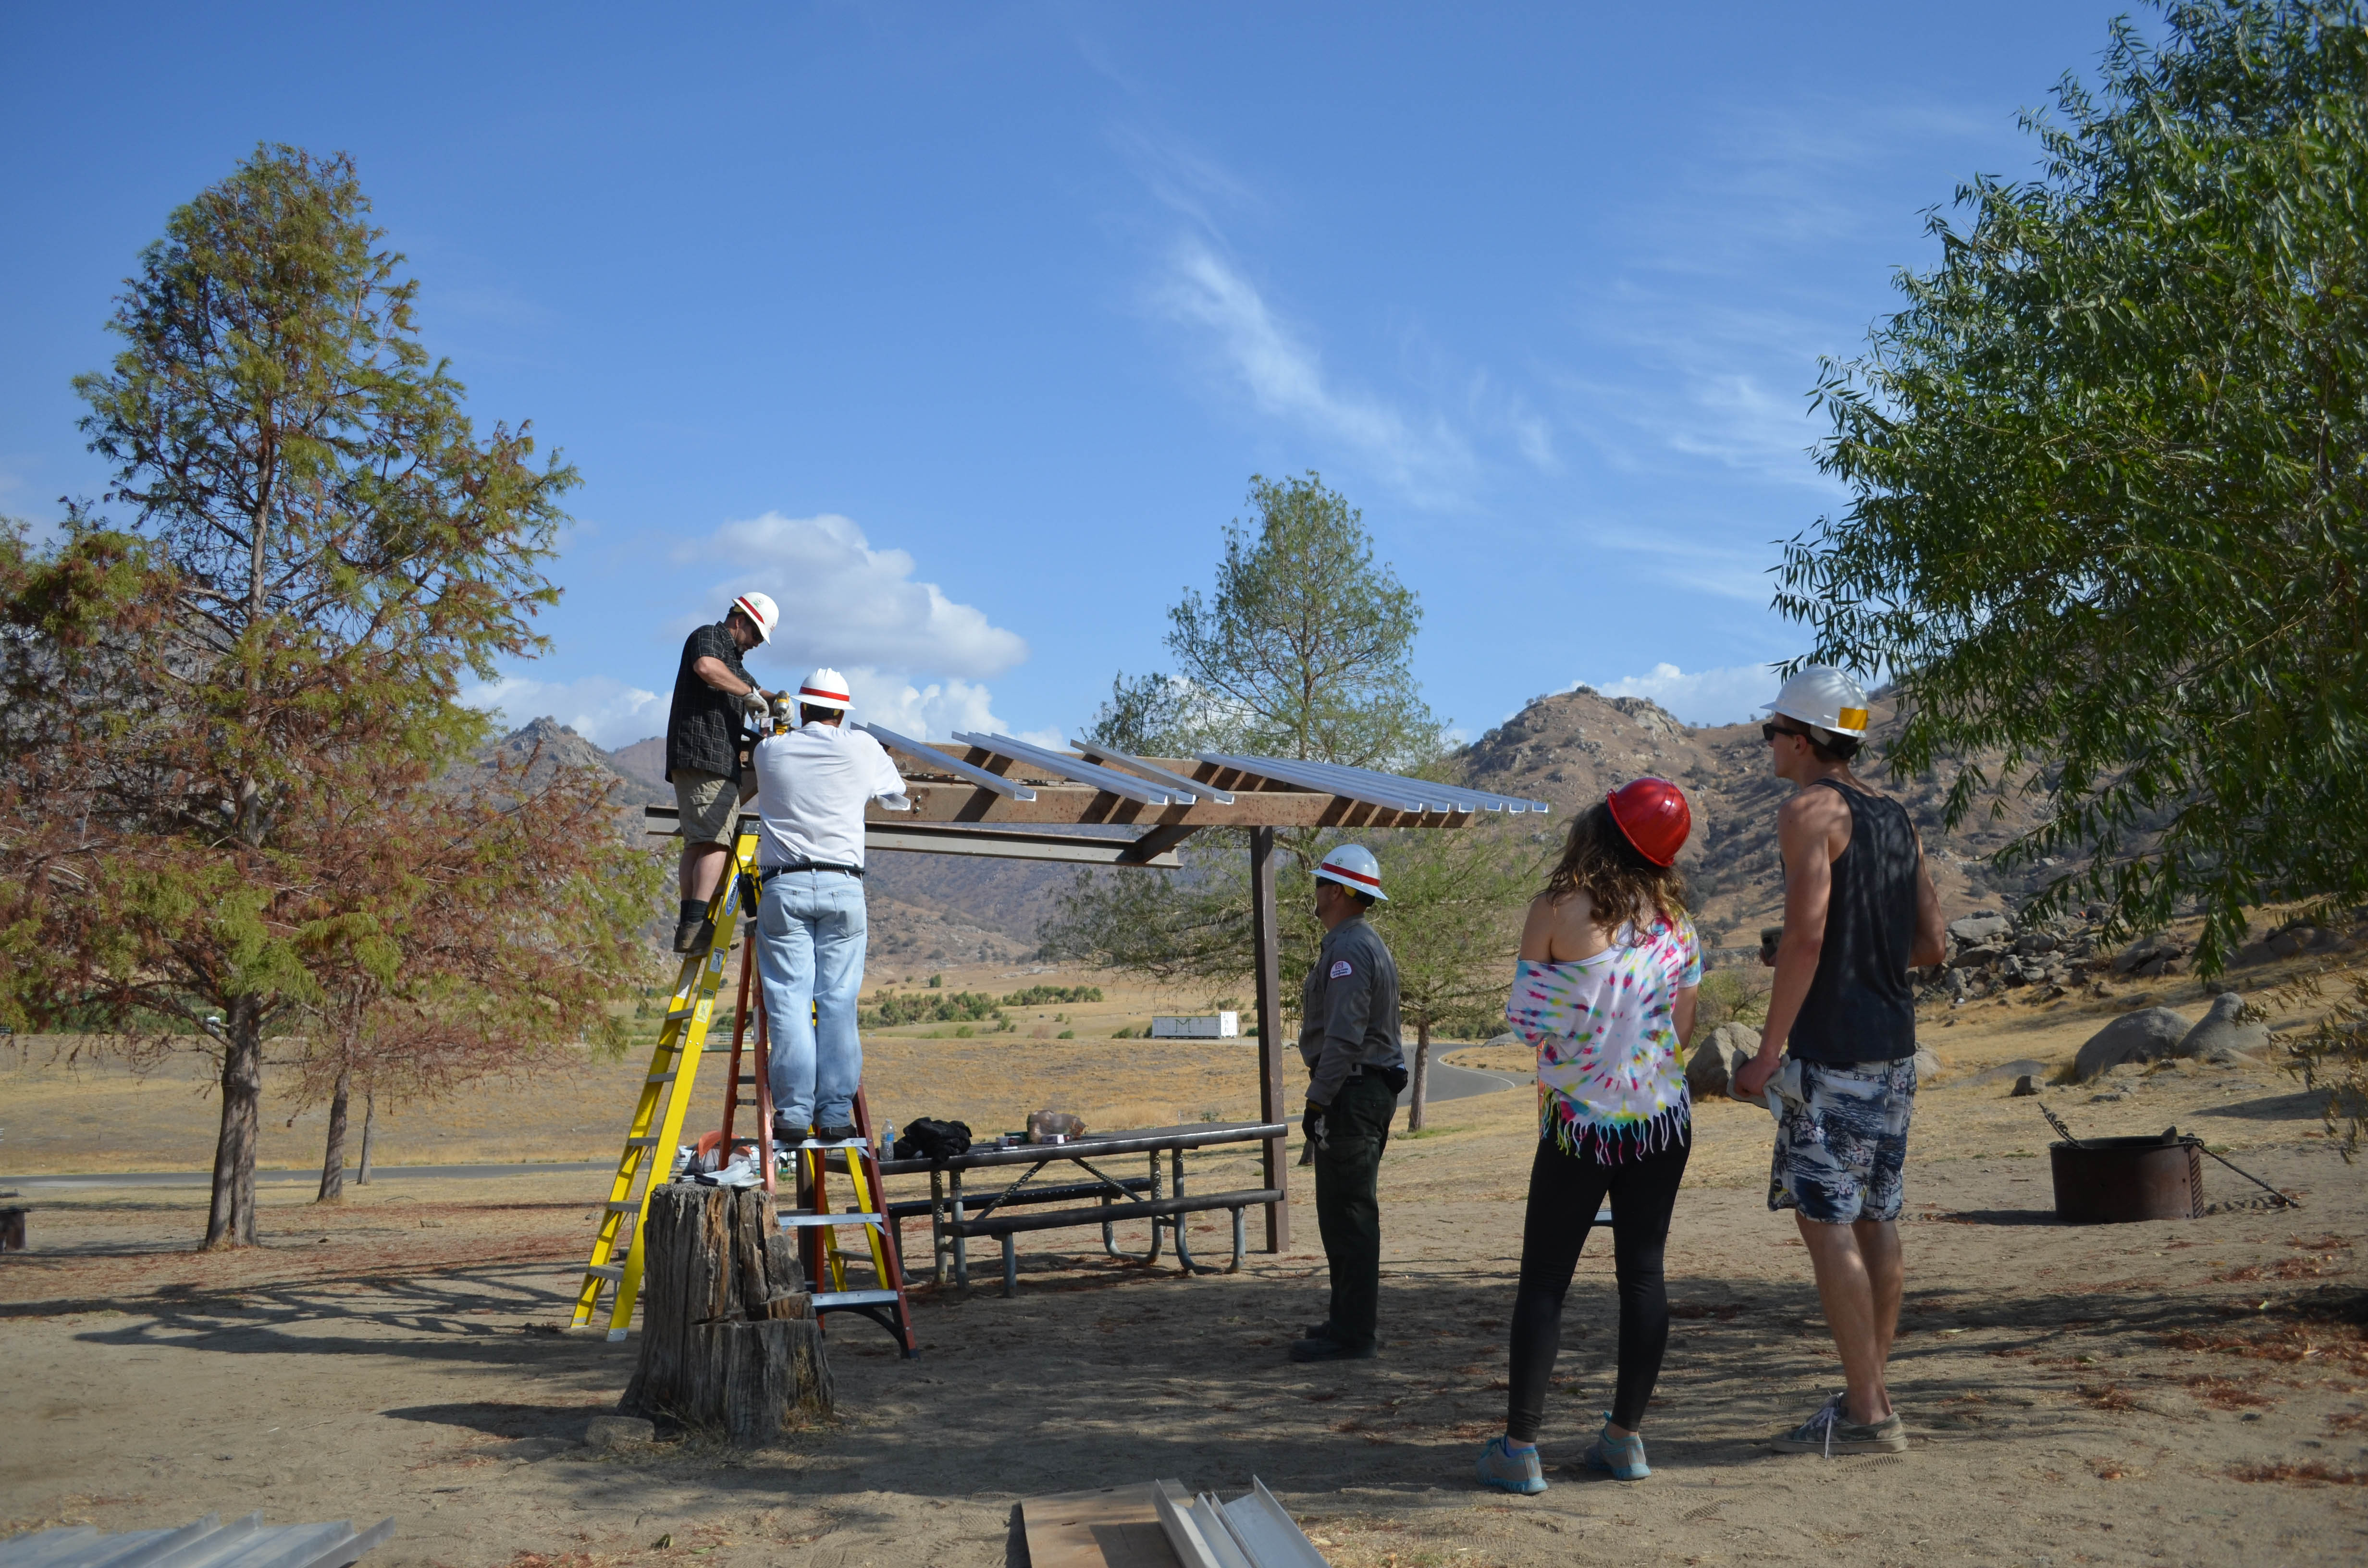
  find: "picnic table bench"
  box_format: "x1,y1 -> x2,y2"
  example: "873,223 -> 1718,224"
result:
879,1121 -> 1285,1297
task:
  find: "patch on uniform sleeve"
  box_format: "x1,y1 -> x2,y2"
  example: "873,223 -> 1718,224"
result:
1329,959 -> 1354,979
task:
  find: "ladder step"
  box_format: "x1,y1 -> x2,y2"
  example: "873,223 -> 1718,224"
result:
604,1200 -> 642,1213
625,1136 -> 663,1148
645,1072 -> 678,1084
584,1264 -> 625,1282
811,1289 -> 902,1310
779,1212 -> 886,1228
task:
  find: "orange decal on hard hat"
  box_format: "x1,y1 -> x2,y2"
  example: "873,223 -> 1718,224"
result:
1839,707 -> 1869,730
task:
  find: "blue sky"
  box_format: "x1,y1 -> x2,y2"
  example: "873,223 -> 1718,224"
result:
1,1 -> 2137,747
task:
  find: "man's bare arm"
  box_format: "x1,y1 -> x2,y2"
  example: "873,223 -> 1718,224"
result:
1909,834 -> 1946,968
1736,790 -> 1842,1093
692,655 -> 759,698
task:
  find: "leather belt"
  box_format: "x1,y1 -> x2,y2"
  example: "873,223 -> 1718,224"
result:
760,860 -> 865,879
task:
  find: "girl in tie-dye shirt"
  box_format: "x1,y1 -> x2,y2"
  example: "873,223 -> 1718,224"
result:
1475,784 -> 1700,1496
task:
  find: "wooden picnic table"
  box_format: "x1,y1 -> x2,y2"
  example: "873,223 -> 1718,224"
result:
877,1121 -> 1286,1297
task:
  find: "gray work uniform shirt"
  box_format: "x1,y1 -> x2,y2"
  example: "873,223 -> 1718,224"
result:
1297,915 -> 1406,1106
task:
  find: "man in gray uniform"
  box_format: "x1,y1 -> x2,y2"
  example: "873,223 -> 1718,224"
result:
1291,843 -> 1407,1364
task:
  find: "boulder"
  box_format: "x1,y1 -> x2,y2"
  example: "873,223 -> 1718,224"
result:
1684,1036 -> 1731,1099
1949,912 -> 2011,945
2111,931 -> 2188,975
1912,1046 -> 1943,1084
2014,932 -> 2059,956
1951,942 -> 2006,969
1687,1023 -> 1761,1099
2174,991 -> 2270,1062
1716,1022 -> 1762,1087
2070,1007 -> 2195,1082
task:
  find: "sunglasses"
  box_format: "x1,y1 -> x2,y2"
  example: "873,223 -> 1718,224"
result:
1761,721 -> 1812,743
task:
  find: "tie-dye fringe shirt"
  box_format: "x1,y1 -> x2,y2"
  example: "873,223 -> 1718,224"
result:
1504,914 -> 1702,1162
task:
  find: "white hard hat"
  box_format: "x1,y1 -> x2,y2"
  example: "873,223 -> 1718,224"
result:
796,667 -> 852,712
1764,664 -> 1872,738
730,591 -> 780,644
1315,843 -> 1387,902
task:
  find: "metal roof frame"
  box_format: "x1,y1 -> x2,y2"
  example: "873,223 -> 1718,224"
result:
948,731 -> 1185,807
1194,751 -> 1550,816
853,722 -> 1036,801
1070,740 -> 1237,804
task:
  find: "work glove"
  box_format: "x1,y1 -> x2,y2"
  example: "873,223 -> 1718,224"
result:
1301,1100 -> 1330,1152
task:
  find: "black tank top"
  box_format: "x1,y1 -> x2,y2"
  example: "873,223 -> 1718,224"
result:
1789,778 -> 1920,1064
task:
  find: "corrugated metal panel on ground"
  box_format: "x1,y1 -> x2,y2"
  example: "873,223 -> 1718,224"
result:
0,1514 -> 394,1568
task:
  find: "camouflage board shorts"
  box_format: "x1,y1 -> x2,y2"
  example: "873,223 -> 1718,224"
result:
1767,1058 -> 1916,1224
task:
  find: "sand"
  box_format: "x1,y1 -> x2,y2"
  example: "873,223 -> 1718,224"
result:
5,954 -> 2366,1567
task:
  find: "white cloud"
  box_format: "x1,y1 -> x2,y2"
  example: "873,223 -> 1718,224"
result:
1583,662 -> 1777,728
1151,238 -> 1474,500
464,674 -> 666,748
686,511 -> 1028,679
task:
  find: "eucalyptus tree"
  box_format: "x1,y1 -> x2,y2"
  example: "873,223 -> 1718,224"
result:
1781,0 -> 2368,969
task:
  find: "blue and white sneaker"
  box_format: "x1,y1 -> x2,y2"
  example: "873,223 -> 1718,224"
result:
1475,1435 -> 1546,1495
1584,1414 -> 1651,1480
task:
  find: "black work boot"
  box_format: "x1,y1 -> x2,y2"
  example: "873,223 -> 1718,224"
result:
672,914 -> 710,953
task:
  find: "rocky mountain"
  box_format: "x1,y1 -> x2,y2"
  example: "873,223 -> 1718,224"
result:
1454,687 -> 2060,948
608,735 -> 668,791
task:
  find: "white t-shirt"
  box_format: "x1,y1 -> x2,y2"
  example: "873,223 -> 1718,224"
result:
750,723 -> 910,870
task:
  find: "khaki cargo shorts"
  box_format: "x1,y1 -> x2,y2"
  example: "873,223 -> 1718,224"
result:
674,769 -> 741,846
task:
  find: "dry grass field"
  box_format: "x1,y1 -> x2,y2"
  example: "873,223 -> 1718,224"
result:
0,963 -> 1293,1179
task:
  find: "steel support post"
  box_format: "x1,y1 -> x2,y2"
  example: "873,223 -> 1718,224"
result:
1249,826 -> 1291,1252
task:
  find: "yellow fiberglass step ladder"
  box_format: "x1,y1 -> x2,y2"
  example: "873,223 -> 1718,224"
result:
570,827 -> 761,1340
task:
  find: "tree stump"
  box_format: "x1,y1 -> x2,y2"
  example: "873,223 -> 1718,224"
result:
620,1184 -> 832,1443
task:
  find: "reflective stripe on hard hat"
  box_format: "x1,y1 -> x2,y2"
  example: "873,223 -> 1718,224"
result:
797,666 -> 852,710
1764,664 -> 1873,737
731,592 -> 780,644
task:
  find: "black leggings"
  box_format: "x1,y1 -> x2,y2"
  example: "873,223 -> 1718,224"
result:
1505,1131 -> 1690,1440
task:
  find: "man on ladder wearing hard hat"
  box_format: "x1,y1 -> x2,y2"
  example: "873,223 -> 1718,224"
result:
749,669 -> 910,1148
1291,844 -> 1408,1365
1734,666 -> 1945,1455
665,592 -> 782,953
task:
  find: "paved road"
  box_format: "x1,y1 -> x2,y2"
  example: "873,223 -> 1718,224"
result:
1401,1061 -> 1527,1106
3,1162 -> 616,1191
5,1066 -> 1525,1191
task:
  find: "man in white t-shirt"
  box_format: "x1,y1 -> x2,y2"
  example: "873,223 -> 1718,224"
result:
750,667 -> 910,1144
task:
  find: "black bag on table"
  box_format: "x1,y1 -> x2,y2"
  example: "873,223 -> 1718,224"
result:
894,1117 -> 972,1162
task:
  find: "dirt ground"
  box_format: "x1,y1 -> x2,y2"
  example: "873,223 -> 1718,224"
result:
8,954 -> 2368,1568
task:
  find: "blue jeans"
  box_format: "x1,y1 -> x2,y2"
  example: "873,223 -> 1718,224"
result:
755,869 -> 868,1129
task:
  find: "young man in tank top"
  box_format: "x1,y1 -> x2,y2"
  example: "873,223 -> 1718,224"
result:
1735,667 -> 1946,1455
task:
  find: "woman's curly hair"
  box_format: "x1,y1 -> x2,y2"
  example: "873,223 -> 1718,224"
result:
1540,800 -> 1688,936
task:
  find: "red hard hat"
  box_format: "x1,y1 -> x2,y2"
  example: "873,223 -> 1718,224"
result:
1606,777 -> 1691,867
